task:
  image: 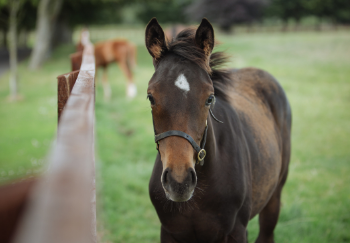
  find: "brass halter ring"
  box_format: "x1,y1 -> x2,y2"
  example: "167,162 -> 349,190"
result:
197,149 -> 206,161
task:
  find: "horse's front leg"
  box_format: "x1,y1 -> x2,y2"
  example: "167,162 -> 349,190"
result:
160,226 -> 180,243
101,66 -> 111,101
227,222 -> 248,243
115,50 -> 137,98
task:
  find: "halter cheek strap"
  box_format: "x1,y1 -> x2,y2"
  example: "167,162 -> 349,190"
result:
151,94 -> 223,166
152,109 -> 208,165
151,107 -> 221,166
154,124 -> 208,166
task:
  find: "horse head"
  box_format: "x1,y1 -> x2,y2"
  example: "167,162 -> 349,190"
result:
145,18 -> 216,202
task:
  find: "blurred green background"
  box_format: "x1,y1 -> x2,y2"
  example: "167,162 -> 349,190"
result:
1,0 -> 350,242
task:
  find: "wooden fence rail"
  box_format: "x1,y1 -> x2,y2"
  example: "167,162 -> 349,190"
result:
0,32 -> 96,243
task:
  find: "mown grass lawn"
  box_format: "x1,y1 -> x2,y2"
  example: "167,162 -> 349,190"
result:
1,29 -> 350,243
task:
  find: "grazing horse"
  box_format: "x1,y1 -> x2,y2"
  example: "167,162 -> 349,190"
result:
77,29 -> 137,99
146,18 -> 291,243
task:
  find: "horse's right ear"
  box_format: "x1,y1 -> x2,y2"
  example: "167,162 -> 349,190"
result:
145,18 -> 168,61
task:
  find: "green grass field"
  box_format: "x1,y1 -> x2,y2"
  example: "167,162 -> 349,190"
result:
1,29 -> 350,243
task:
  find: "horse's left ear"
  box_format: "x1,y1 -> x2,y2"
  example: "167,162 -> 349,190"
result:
195,18 -> 215,58
145,18 -> 168,61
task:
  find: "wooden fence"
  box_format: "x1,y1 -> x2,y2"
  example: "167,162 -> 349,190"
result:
0,33 -> 96,243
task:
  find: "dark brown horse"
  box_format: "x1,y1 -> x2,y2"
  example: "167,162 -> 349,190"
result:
146,18 -> 291,243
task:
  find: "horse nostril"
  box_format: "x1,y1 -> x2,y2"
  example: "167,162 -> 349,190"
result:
162,169 -> 169,184
190,169 -> 196,185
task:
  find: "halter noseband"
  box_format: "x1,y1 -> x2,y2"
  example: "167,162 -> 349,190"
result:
151,106 -> 222,166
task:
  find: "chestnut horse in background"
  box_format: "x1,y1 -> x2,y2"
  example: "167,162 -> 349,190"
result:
146,18 -> 291,243
77,29 -> 137,99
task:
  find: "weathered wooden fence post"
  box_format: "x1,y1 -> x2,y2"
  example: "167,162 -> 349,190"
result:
57,70 -> 80,122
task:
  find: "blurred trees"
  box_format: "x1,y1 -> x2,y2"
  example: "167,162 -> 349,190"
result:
0,0 -> 349,70
0,0 -> 36,48
0,3 -> 10,48
29,0 -> 63,69
0,0 -> 36,100
303,0 -> 350,25
185,0 -> 350,32
137,0 -> 192,24
8,0 -> 22,100
186,0 -> 269,32
29,0 -> 135,68
0,0 -> 349,50
265,0 -> 306,30
334,0 -> 350,24
28,0 -> 189,68
266,0 -> 350,30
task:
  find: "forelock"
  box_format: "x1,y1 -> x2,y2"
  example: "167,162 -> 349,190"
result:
166,27 -> 232,102
167,28 -> 212,74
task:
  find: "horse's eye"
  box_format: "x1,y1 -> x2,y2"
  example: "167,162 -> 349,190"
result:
206,95 -> 215,106
147,94 -> 155,105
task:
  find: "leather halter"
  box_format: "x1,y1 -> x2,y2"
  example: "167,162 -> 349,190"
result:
151,105 -> 222,166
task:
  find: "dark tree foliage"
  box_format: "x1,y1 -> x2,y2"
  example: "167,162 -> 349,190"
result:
0,1 -> 37,47
0,1 -> 37,32
52,0 -> 125,47
266,0 -> 350,25
0,6 -> 9,47
336,5 -> 350,24
265,0 -> 306,23
17,1 -> 37,31
186,0 -> 268,32
59,0 -> 190,26
0,1 -> 37,31
59,0 -> 122,27
137,0 -> 193,24
304,0 -> 350,24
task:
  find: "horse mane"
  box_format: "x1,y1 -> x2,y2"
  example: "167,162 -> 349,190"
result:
167,28 -> 232,101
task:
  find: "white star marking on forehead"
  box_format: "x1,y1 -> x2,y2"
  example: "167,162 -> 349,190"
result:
174,74 -> 190,93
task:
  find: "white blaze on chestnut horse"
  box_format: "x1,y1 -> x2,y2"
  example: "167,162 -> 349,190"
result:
77,29 -> 137,99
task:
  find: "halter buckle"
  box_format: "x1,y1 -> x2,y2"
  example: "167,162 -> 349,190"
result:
197,149 -> 206,161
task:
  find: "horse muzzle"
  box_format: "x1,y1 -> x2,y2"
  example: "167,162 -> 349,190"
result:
161,167 -> 197,202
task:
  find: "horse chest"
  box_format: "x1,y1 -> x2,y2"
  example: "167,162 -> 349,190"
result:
156,203 -> 240,242
150,175 -> 246,241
